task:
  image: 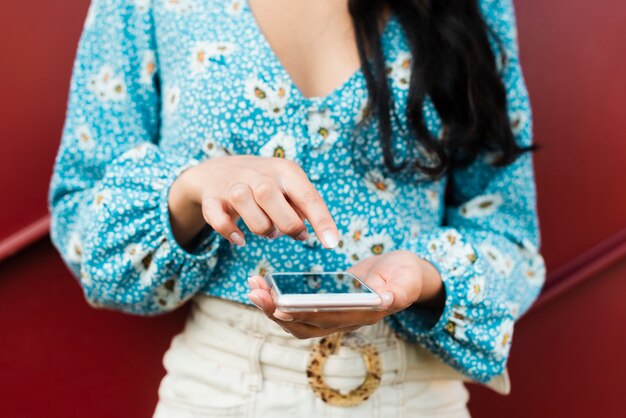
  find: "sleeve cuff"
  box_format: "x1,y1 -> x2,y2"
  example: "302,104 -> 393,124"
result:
388,228 -> 480,339
390,256 -> 463,338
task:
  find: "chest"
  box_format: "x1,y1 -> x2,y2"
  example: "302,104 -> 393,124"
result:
152,0 -> 442,166
246,0 -> 361,100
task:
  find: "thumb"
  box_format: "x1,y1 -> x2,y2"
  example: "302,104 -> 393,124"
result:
360,269 -> 394,311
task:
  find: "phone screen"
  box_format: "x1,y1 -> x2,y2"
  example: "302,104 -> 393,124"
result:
272,272 -> 373,295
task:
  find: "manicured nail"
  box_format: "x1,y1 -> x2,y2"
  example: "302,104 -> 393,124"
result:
247,276 -> 259,290
249,292 -> 265,310
322,230 -> 339,249
295,229 -> 309,241
230,232 -> 246,246
273,310 -> 294,321
381,291 -> 394,308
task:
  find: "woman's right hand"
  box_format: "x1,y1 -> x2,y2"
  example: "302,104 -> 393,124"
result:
167,155 -> 340,250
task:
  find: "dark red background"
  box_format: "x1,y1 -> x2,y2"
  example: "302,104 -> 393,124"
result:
1,1 -> 625,417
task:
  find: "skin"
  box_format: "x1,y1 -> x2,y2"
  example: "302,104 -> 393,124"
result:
167,0 -> 445,339
247,251 -> 445,339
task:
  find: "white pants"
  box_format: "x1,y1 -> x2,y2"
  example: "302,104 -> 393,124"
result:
153,295 -> 472,418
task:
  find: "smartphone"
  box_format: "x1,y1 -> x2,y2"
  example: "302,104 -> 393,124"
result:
263,271 -> 383,312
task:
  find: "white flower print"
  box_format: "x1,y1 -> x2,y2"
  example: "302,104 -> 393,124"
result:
190,41 -> 237,74
207,255 -> 218,270
85,3 -> 97,28
250,258 -> 274,278
163,0 -> 194,13
426,230 -> 477,276
88,65 -> 126,103
494,318 -> 514,358
309,264 -> 324,274
66,233 -> 83,264
303,230 -> 321,248
342,239 -> 369,263
517,239 -> 546,287
140,50 -> 156,85
163,85 -> 181,116
386,51 -> 412,90
123,143 -> 150,162
124,243 -> 154,286
225,0 -> 244,15
360,232 -> 395,257
140,240 -> 171,287
259,131 -> 298,160
244,76 -> 290,118
467,275 -> 486,304
459,194 -> 503,218
363,168 -> 399,202
151,177 -> 168,191
336,215 -> 369,254
123,243 -> 148,269
133,0 -> 150,13
445,306 -> 469,341
80,270 -> 93,287
306,109 -> 340,151
424,189 -> 440,211
92,188 -> 112,210
48,0 -> 543,382
409,220 -> 421,239
75,124 -> 95,151
506,301 -> 520,319
354,97 -> 371,125
202,136 -> 232,158
509,109 -> 529,136
479,243 -> 515,277
153,277 -> 182,309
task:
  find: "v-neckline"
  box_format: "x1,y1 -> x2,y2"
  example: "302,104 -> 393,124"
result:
242,0 -> 396,105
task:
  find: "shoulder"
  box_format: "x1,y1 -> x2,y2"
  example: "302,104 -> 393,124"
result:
478,0 -> 518,41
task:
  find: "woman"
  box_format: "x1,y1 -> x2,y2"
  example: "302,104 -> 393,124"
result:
49,0 -> 546,416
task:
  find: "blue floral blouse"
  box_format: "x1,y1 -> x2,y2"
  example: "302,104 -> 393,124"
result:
48,0 -> 546,387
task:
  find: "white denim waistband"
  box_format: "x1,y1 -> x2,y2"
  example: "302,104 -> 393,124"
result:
181,294 -> 510,394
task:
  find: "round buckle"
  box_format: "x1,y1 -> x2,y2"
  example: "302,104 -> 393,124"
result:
306,331 -> 382,407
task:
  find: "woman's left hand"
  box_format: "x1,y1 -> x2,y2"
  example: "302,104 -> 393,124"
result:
247,250 -> 444,339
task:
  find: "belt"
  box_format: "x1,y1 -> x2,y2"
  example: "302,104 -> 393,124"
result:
183,294 -> 510,402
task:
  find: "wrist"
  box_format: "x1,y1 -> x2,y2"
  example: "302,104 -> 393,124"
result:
414,257 -> 445,308
168,165 -> 207,249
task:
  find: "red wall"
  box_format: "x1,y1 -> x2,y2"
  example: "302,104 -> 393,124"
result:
0,1 -> 87,245
1,0 -> 625,417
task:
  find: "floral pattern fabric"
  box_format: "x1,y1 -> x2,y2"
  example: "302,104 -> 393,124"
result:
48,0 -> 546,386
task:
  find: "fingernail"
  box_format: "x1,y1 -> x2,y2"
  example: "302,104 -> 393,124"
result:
295,229 -> 309,241
322,230 -> 339,249
248,292 -> 265,310
247,276 -> 259,290
267,228 -> 283,240
273,310 -> 294,321
230,232 -> 246,246
381,291 -> 394,307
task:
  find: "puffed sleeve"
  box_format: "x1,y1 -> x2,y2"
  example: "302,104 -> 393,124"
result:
386,0 -> 546,384
48,0 -> 225,315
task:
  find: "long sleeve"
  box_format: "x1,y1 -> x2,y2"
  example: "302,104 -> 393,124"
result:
48,0 -> 225,315
386,0 -> 546,384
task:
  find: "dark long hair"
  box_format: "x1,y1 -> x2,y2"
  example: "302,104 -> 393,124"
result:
348,0 -> 535,179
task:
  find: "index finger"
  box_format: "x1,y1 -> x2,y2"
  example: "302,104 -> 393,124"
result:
277,168 -> 339,249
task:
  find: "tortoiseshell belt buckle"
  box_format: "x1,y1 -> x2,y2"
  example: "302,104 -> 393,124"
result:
306,331 -> 382,407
